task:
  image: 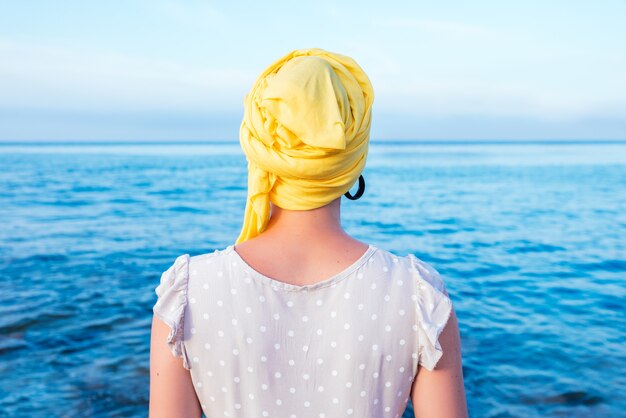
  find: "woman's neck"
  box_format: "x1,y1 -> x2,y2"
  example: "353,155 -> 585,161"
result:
234,197 -> 369,263
263,198 -> 345,238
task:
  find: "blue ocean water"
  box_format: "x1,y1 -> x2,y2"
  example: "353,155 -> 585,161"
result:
0,141 -> 625,417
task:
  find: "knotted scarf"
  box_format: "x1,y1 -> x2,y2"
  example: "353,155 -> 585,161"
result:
236,47 -> 374,244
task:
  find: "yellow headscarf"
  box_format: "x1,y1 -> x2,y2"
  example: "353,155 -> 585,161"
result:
236,47 -> 374,244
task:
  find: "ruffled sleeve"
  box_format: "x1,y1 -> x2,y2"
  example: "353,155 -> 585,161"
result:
409,254 -> 453,372
153,254 -> 192,370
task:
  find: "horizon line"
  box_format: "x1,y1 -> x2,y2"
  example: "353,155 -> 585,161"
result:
0,139 -> 625,146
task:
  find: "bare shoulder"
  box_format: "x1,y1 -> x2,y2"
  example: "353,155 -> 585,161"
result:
410,306 -> 469,418
149,315 -> 202,418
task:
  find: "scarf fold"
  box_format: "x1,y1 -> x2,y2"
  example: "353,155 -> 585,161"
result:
236,48 -> 374,244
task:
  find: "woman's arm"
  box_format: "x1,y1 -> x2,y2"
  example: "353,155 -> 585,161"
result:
149,315 -> 202,418
410,307 -> 468,418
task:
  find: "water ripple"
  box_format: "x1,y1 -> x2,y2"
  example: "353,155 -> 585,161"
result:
0,142 -> 625,417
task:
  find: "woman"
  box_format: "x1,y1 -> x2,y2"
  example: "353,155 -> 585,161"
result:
149,48 -> 468,417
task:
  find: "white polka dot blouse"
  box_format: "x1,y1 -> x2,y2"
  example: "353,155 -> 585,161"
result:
153,244 -> 453,418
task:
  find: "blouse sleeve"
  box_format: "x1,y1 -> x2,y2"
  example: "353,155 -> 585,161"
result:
152,254 -> 192,370
408,254 -> 453,372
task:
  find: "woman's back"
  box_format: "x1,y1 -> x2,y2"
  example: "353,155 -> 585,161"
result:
153,240 -> 453,417
231,202 -> 371,287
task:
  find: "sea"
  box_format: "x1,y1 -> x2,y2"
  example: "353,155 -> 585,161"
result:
0,140 -> 625,417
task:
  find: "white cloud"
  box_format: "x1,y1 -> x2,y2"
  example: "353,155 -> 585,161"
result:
0,39 -> 253,112
151,0 -> 228,26
376,17 -> 493,38
372,77 -> 626,120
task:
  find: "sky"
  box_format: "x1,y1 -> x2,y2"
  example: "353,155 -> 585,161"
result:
0,0 -> 625,142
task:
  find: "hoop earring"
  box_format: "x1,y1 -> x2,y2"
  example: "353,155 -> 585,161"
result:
344,175 -> 365,200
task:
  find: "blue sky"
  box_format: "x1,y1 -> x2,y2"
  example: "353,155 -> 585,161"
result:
1,0 -> 625,141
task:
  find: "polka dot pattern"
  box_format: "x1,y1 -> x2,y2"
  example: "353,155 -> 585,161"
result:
152,244 -> 453,417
